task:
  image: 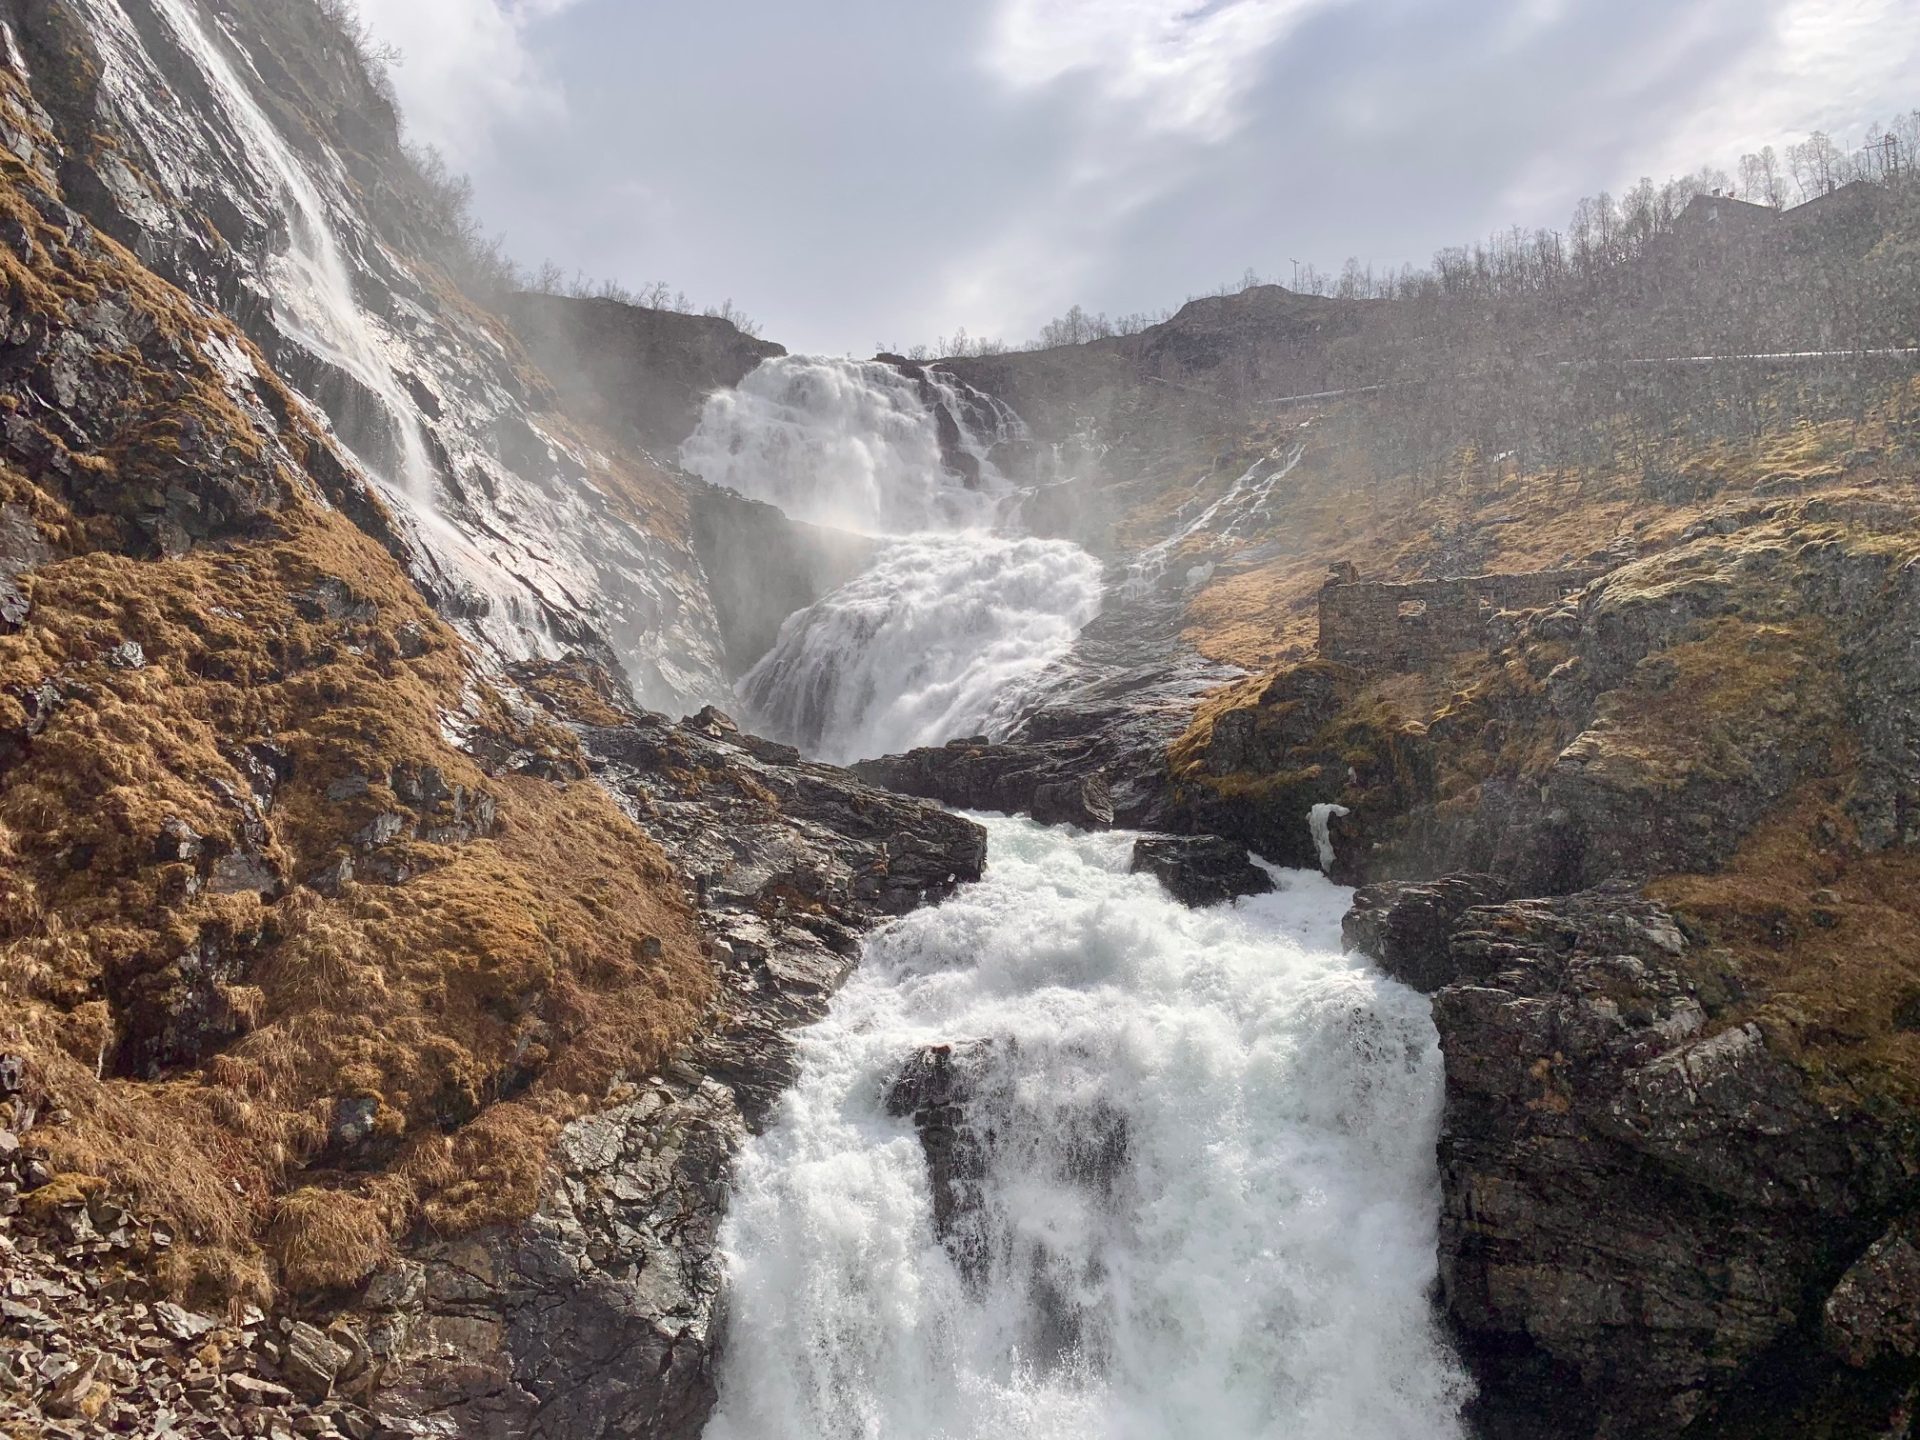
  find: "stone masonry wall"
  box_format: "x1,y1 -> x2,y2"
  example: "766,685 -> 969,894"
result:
1318,567 -> 1597,673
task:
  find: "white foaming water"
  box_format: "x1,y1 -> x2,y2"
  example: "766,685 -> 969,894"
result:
706,816 -> 1471,1440
739,535 -> 1103,765
151,0 -> 431,497
683,356 -> 1102,759
681,356 -> 1017,535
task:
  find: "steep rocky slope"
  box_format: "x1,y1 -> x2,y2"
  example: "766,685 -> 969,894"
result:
0,39 -> 729,1303
0,4 -> 983,1436
9,0 -> 731,710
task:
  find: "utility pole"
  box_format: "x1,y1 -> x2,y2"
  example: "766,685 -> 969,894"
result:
1872,132 -> 1899,181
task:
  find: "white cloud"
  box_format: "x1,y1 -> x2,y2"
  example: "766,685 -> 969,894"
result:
1639,0 -> 1920,178
951,0 -> 1338,340
986,0 -> 1332,142
1490,0 -> 1920,236
351,0 -> 582,166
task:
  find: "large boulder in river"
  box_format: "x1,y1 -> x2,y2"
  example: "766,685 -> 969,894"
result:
884,1039 -> 1131,1372
1129,833 -> 1274,907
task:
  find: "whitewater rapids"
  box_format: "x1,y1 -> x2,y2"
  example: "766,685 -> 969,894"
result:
704,816 -> 1471,1440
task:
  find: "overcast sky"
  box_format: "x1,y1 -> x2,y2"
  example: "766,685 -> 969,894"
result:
355,0 -> 1920,356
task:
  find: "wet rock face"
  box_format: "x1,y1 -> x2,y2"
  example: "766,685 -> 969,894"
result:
685,480 -> 877,679
360,697 -> 987,1439
886,1042 -> 998,1287
1394,887 -> 1920,1438
372,1082 -> 738,1440
855,735 -> 1119,830
583,706 -> 987,927
7,0 -> 731,710
1128,833 -> 1274,907
1341,874 -> 1513,992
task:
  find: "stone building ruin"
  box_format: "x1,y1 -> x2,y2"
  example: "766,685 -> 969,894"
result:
1317,561 -> 1596,673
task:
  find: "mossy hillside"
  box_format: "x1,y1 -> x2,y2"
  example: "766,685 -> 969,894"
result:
1181,484 -> 1920,1118
1167,378 -> 1919,672
0,128 -> 710,1303
1640,780 -> 1920,1119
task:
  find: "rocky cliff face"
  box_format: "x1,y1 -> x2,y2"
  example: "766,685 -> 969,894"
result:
6,0 -> 731,711
1187,483 -> 1920,1435
502,293 -> 786,461
685,481 -> 876,680
1353,883 -> 1920,1437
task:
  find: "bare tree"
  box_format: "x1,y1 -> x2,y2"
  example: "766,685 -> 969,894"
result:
1739,147 -> 1787,208
1787,131 -> 1847,201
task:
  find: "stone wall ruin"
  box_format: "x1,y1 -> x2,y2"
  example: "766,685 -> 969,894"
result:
1317,563 -> 1597,673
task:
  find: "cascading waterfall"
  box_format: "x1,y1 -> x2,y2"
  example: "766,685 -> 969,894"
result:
693,364 -> 1465,1439
679,356 -> 1011,535
144,0 -> 542,647
1122,442 -> 1306,599
739,534 -> 1103,765
151,0 -> 433,498
681,356 -> 1102,761
706,817 -> 1471,1439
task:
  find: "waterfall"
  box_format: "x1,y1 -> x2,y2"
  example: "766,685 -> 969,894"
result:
739,534 -> 1103,766
138,0 -> 542,649
1122,443 -> 1305,599
150,0 -> 433,499
706,817 -> 1471,1439
679,356 -> 1015,535
682,357 -> 1102,760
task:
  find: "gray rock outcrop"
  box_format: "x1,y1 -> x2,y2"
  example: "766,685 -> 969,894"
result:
358,695 -> 987,1439
1347,887 -> 1920,1437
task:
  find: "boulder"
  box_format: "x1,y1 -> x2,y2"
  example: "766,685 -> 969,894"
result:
1824,1216 -> 1920,1369
281,1321 -> 351,1402
1129,833 -> 1275,907
883,1039 -> 1130,1369
1341,874 -> 1512,990
885,1042 -> 996,1286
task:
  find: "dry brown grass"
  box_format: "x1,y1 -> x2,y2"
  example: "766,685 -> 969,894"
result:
0,487 -> 713,1299
1651,783 -> 1920,1110
1172,380 -> 1918,671
268,1188 -> 396,1294
0,134 -> 711,1302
